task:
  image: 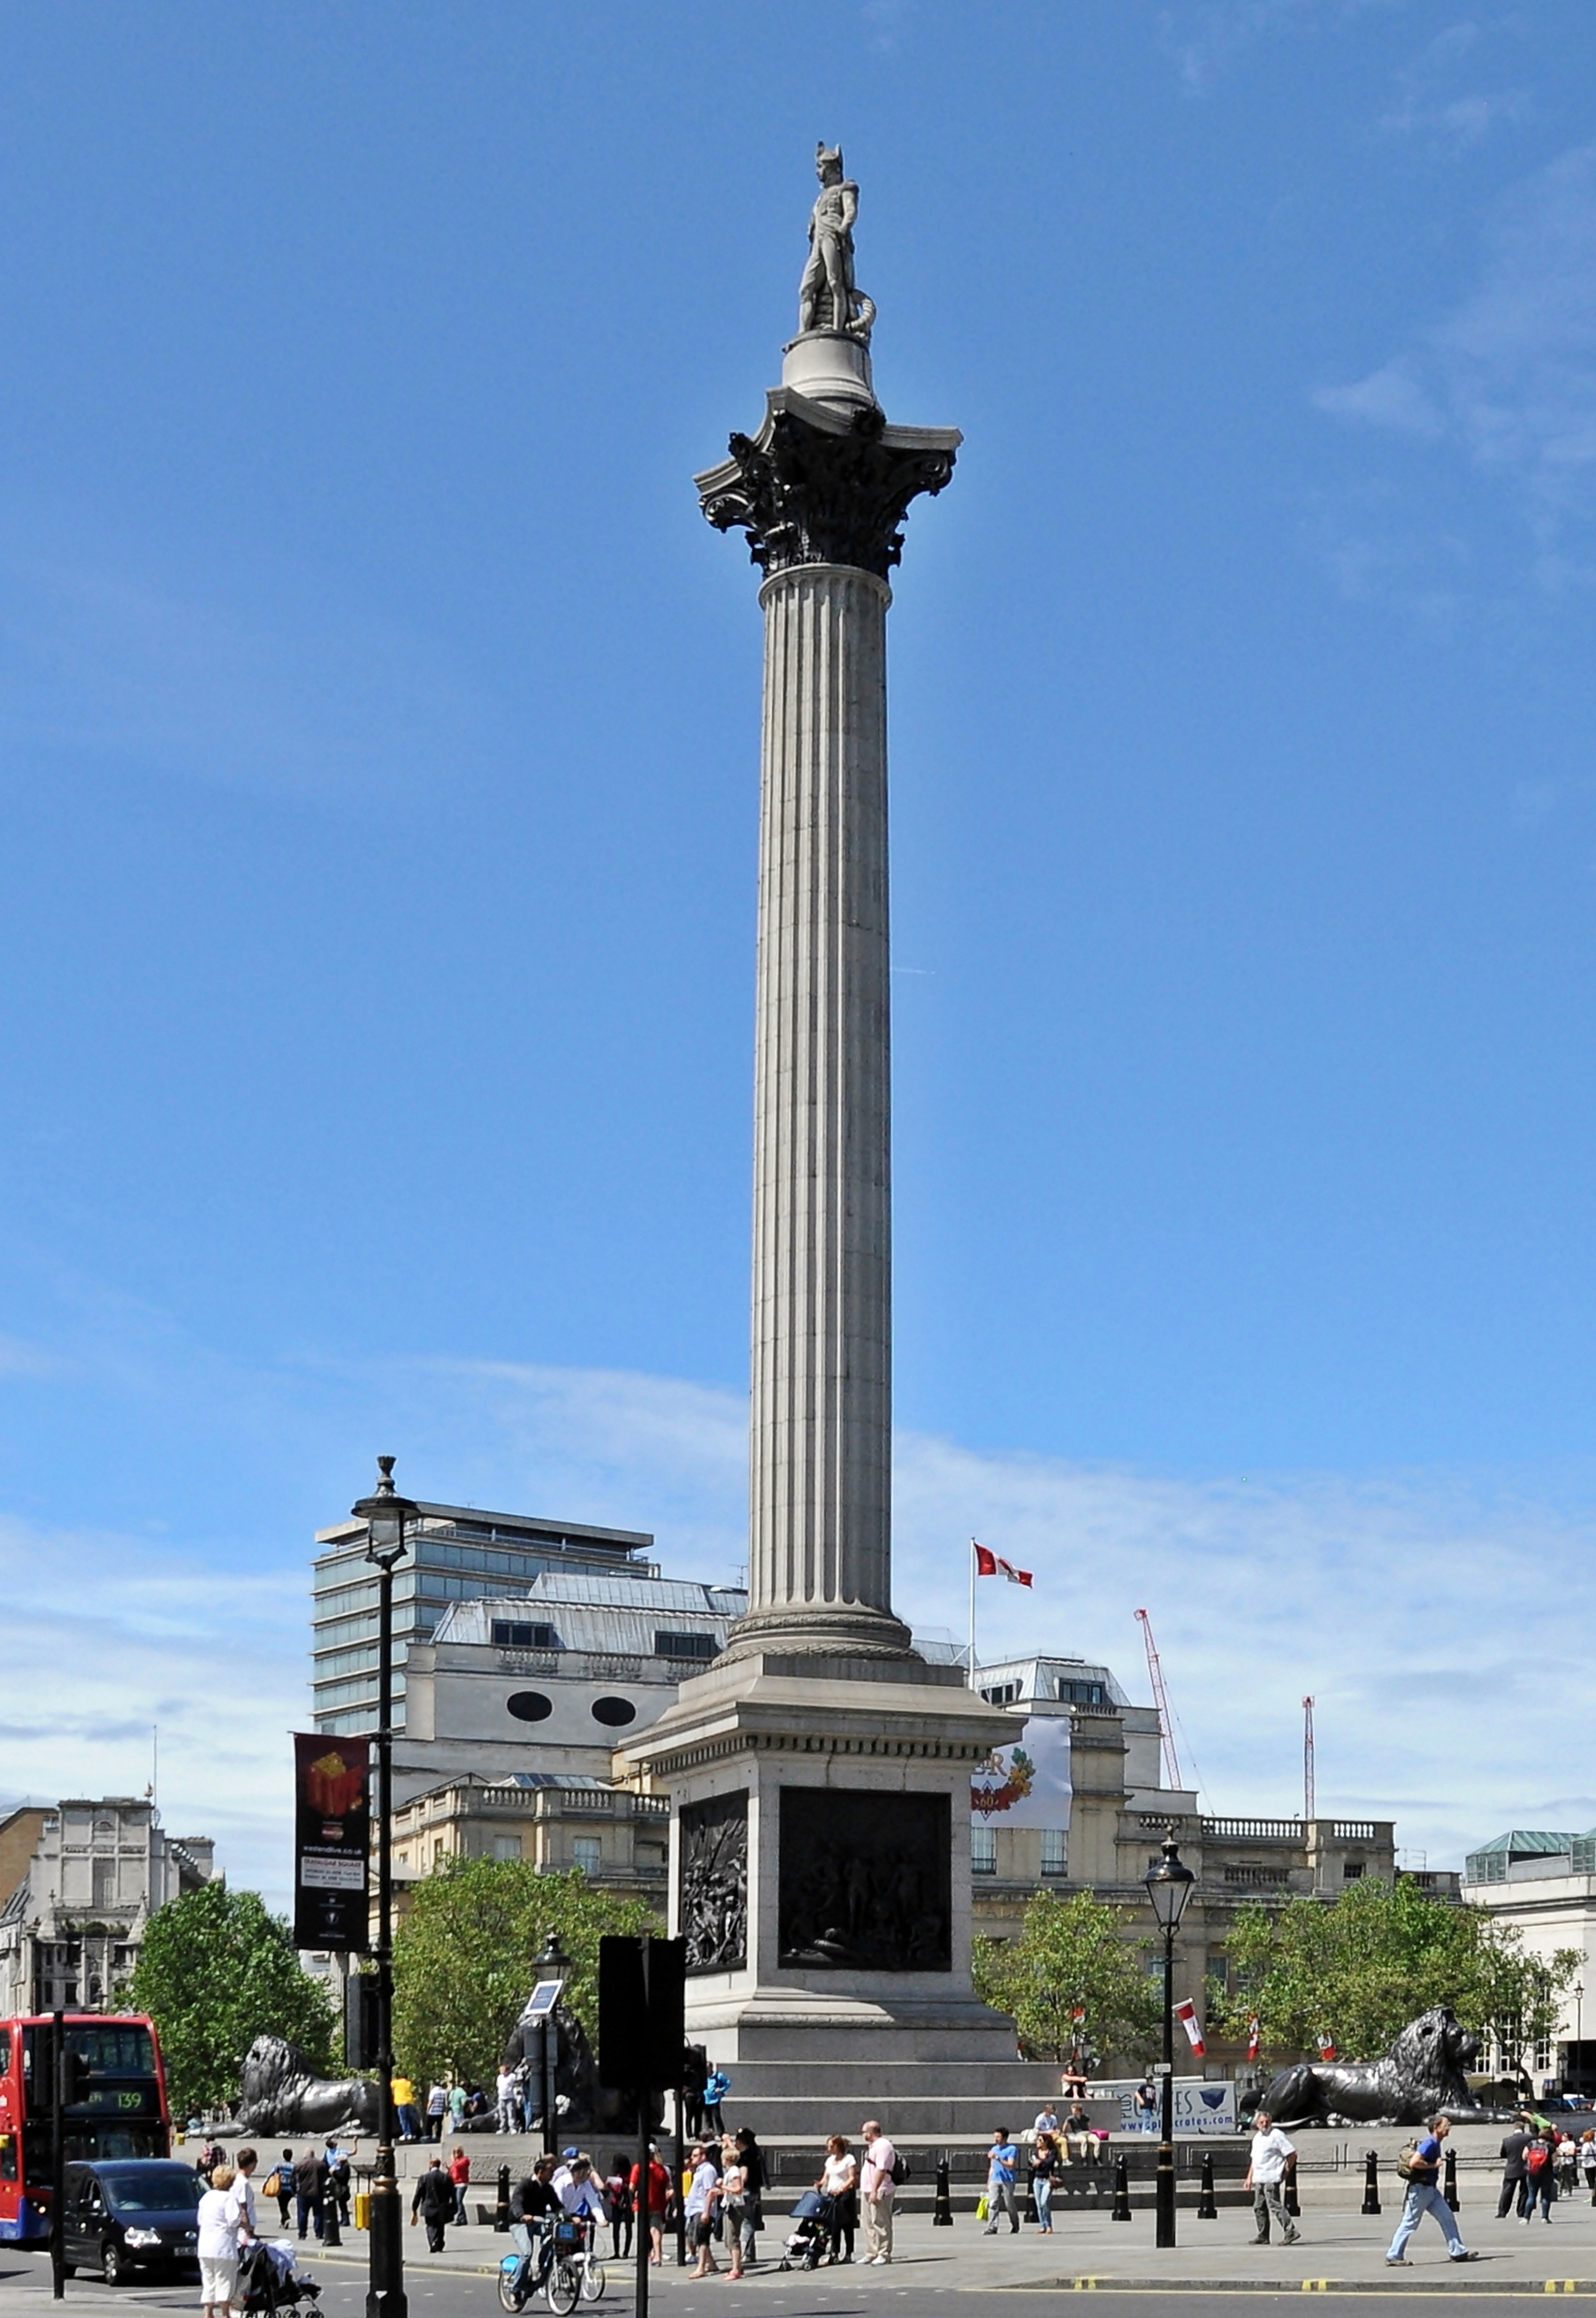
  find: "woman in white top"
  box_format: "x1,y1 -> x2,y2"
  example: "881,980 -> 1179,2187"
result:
197,2165 -> 239,2318
817,2138 -> 857,2264
719,2140 -> 747,2281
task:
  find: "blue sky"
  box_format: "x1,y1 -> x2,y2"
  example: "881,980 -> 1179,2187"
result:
4,1 -> 1596,1901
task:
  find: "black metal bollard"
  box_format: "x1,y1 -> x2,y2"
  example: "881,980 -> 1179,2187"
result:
495,2163 -> 511,2233
1444,2146 -> 1460,2213
1284,2166 -> 1301,2218
322,2192 -> 341,2250
1111,2154 -> 1132,2223
1360,2149 -> 1381,2216
933,2155 -> 953,2227
1196,2150 -> 1218,2220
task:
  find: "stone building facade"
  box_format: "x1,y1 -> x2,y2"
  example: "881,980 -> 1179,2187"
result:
0,1799 -> 215,2015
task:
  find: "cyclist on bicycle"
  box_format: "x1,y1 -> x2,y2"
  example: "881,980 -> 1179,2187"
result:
508,2155 -> 561,2292
556,2158 -> 609,2231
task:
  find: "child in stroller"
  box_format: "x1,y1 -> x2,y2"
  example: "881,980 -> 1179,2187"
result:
236,2240 -> 324,2314
777,2190 -> 835,2271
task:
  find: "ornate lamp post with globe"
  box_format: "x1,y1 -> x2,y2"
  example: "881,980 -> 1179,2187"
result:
353,1456 -> 419,2318
1144,1830 -> 1196,2250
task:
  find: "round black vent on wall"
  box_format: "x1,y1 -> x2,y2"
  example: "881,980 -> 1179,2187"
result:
507,1691 -> 554,1723
591,1696 -> 637,1727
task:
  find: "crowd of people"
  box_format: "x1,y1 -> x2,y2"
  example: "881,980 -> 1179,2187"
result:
386,2073 -> 494,2139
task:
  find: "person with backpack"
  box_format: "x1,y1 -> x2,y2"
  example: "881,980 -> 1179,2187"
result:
859,2120 -> 898,2264
1523,2127 -> 1558,2223
1386,2115 -> 1478,2265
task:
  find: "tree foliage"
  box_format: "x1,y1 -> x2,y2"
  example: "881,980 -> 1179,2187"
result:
1209,1874 -> 1581,2070
126,1881 -> 337,2122
974,1888 -> 1163,2064
392,1859 -> 659,2089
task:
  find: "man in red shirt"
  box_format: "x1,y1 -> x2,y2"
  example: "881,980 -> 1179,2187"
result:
629,2146 -> 672,2267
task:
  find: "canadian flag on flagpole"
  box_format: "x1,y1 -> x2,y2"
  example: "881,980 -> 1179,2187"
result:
1317,2032 -> 1337,2062
1175,2000 -> 1206,2058
1247,2016 -> 1260,2062
973,1542 -> 1033,1587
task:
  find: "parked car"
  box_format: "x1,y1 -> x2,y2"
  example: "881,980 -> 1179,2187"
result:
62,2158 -> 202,2284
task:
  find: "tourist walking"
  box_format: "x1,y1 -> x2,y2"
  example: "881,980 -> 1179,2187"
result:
982,2128 -> 1020,2235
1523,2129 -> 1558,2224
267,2149 -> 295,2230
606,2154 -> 633,2260
733,2128 -> 766,2270
1242,2108 -> 1299,2246
859,2119 -> 897,2264
630,2144 -> 671,2265
410,2155 -> 454,2253
1559,2132 -> 1580,2199
1583,2130 -> 1596,2202
196,2163 -> 239,2318
292,2147 -> 325,2243
818,2134 -> 857,2262
686,2144 -> 721,2277
448,2146 -> 471,2225
225,2149 -> 259,2246
1386,2115 -> 1478,2265
1030,2131 -> 1059,2233
1497,2121 -> 1533,2219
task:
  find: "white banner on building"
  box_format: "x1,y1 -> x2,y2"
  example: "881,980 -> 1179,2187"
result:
1096,2077 -> 1236,2135
969,1713 -> 1072,1832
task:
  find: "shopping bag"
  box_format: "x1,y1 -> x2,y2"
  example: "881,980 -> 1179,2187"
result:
975,2195 -> 989,2221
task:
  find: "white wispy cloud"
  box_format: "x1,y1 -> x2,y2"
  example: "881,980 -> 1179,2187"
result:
1315,141 -> 1596,572
1377,19 -> 1532,146
1158,0 -> 1394,98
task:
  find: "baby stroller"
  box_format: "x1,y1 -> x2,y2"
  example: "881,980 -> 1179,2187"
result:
237,2241 -> 325,2314
777,2190 -> 834,2272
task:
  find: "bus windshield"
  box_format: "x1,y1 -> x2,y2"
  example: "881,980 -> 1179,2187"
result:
22,2025 -> 156,2081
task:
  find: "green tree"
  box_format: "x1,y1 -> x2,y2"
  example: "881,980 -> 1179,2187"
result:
392,1859 -> 659,2089
973,1888 -> 1163,2064
1210,1875 -> 1579,2070
126,1881 -> 336,2121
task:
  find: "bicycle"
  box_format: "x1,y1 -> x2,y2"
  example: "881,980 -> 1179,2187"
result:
498,2215 -> 601,2314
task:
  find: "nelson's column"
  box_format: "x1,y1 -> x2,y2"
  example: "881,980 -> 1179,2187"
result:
619,151 -> 1030,2110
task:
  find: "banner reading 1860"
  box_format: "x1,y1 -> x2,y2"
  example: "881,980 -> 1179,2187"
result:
293,1733 -> 371,1952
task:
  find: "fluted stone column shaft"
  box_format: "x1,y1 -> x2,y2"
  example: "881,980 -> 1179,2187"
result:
734,562 -> 910,1657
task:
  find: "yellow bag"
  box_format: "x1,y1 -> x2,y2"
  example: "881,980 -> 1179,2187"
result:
975,2195 -> 989,2221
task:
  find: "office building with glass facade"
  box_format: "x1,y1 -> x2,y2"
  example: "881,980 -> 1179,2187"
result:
310,1496 -> 656,1735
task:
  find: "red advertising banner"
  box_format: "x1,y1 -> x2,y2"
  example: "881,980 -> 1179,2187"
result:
293,1733 -> 370,1952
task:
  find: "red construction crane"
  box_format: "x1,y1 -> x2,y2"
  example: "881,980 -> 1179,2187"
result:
1134,1608 -> 1184,1793
1303,1695 -> 1316,1823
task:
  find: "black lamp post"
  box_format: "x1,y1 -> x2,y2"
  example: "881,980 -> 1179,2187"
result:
1143,1829 -> 1196,2250
536,1933 -> 570,2157
354,1455 -> 418,2318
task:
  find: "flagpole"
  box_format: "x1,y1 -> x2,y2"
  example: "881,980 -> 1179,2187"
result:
968,1538 -> 977,1690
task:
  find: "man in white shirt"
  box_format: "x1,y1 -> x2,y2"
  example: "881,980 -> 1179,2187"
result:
1243,2109 -> 1300,2246
496,2068 -> 520,2136
859,2120 -> 897,2265
1033,2105 -> 1060,2137
557,2159 -> 608,2225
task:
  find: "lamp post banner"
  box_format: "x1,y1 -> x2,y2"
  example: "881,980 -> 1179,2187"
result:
293,1733 -> 371,1950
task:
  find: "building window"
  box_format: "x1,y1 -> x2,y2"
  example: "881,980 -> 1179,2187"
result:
1536,2036 -> 1553,2072
492,1620 -> 559,1649
981,1682 -> 1019,1706
1344,1861 -> 1364,1880
1058,1679 -> 1105,1705
654,1631 -> 717,1662
1041,1830 -> 1066,1878
432,1839 -> 446,1863
492,1835 -> 521,1862
572,1839 -> 601,1876
972,1826 -> 997,1875
592,1697 -> 638,1727
507,1691 -> 554,1723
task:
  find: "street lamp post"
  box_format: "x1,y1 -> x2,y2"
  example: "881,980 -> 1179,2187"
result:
354,1456 -> 419,2318
1144,1829 -> 1196,2251
537,1935 -> 570,2158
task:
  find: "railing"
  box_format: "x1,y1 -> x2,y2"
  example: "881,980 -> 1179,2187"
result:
1330,1820 -> 1378,1841
1203,1817 -> 1301,1841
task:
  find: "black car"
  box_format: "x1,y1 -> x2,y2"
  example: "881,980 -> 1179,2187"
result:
62,2158 -> 203,2284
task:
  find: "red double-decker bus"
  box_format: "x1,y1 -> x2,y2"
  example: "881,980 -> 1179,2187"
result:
0,2015 -> 172,2244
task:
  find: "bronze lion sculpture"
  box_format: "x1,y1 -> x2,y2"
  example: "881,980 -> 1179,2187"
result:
1248,2006 -> 1481,2128
233,2034 -> 379,2138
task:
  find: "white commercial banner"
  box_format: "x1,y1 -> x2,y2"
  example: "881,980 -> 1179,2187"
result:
1097,2077 -> 1236,2135
969,1712 -> 1072,1832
